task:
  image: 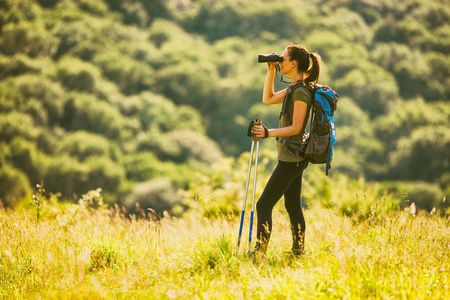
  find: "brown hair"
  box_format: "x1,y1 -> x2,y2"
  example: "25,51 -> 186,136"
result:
287,44 -> 321,85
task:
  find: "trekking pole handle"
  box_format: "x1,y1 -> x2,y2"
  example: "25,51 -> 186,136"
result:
253,120 -> 262,142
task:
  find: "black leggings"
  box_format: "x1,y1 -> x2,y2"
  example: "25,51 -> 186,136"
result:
256,160 -> 307,252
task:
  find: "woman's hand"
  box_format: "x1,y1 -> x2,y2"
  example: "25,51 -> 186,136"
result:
267,61 -> 277,72
252,124 -> 269,138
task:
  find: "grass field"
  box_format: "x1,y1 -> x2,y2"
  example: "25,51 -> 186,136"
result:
1,192 -> 449,299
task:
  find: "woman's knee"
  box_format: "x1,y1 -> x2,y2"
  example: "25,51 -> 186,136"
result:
256,198 -> 274,213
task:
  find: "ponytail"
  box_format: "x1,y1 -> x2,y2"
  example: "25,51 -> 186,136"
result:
305,52 -> 321,85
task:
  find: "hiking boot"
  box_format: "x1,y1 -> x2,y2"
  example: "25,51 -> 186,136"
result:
247,242 -> 267,259
290,248 -> 305,257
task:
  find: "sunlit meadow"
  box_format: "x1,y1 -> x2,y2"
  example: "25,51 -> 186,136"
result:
0,185 -> 449,299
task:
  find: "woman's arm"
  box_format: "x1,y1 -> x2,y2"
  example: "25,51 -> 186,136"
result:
252,100 -> 308,138
262,62 -> 287,105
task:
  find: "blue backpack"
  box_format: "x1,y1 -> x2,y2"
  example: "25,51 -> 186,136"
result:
304,84 -> 338,175
277,82 -> 338,175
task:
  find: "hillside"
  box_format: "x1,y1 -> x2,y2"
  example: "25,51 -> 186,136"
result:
0,0 -> 448,212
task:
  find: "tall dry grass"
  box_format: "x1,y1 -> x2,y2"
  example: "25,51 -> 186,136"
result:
1,192 -> 449,299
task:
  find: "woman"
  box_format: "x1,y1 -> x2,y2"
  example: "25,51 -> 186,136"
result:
251,44 -> 321,256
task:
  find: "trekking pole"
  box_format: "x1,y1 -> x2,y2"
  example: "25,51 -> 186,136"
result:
247,120 -> 261,254
237,134 -> 255,251
237,120 -> 262,252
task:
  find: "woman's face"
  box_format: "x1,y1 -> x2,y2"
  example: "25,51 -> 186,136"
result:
279,48 -> 294,75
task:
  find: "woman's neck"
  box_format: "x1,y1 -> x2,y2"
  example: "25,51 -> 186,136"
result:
289,72 -> 304,84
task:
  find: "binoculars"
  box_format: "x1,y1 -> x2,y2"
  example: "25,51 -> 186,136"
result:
258,53 -> 283,63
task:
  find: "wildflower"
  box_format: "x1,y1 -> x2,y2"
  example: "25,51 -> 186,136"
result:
409,203 -> 416,216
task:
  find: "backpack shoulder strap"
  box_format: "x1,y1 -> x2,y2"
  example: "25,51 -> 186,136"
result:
280,82 -> 314,124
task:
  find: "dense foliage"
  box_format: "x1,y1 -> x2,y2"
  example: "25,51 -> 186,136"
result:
0,0 -> 448,212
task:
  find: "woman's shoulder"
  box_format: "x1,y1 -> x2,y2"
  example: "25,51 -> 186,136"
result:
291,85 -> 312,103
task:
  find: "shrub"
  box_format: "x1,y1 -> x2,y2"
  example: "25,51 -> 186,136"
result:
0,81 -> 23,113
122,1 -> 148,28
372,43 -> 433,99
50,57 -> 101,93
379,181 -> 445,212
139,130 -> 222,165
93,51 -> 154,95
36,0 -> 60,8
388,125 -> 450,182
84,156 -> 125,193
124,178 -> 182,216
137,129 -> 181,161
9,137 -> 46,185
58,131 -> 122,162
0,21 -> 58,58
51,18 -> 99,60
62,93 -> 137,140
181,0 -> 305,42
120,92 -> 204,133
167,130 -> 223,165
42,155 -> 89,198
375,99 -> 448,150
0,75 -> 66,126
155,61 -> 218,113
373,18 -> 428,46
77,0 -> 109,17
0,112 -> 39,143
123,151 -> 160,182
2,0 -> 43,23
12,75 -> 66,125
42,153 -> 125,200
0,54 -> 48,80
333,61 -> 399,117
0,164 -> 31,208
407,183 -> 444,212
332,97 -> 384,178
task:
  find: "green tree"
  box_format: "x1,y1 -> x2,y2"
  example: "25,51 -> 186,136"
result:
138,129 -> 222,165
120,92 -> 205,133
103,0 -> 171,26
9,137 -> 46,186
181,0 -> 312,42
425,51 -> 450,100
61,93 -> 139,141
334,61 -> 399,117
167,130 -> 223,165
123,151 -> 161,182
84,156 -> 125,193
42,155 -> 89,197
58,131 -> 122,162
375,99 -> 449,150
49,56 -> 101,93
372,43 -> 432,99
51,17 -> 101,60
93,51 -> 155,95
0,112 -> 40,142
332,97 -> 383,178
0,21 -> 58,58
0,164 -> 31,208
9,74 -> 66,125
0,54 -> 49,80
388,126 -> 450,182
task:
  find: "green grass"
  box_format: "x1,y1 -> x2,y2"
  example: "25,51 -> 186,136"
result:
0,199 -> 449,299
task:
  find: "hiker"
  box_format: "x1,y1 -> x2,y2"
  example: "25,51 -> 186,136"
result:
251,44 -> 321,256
